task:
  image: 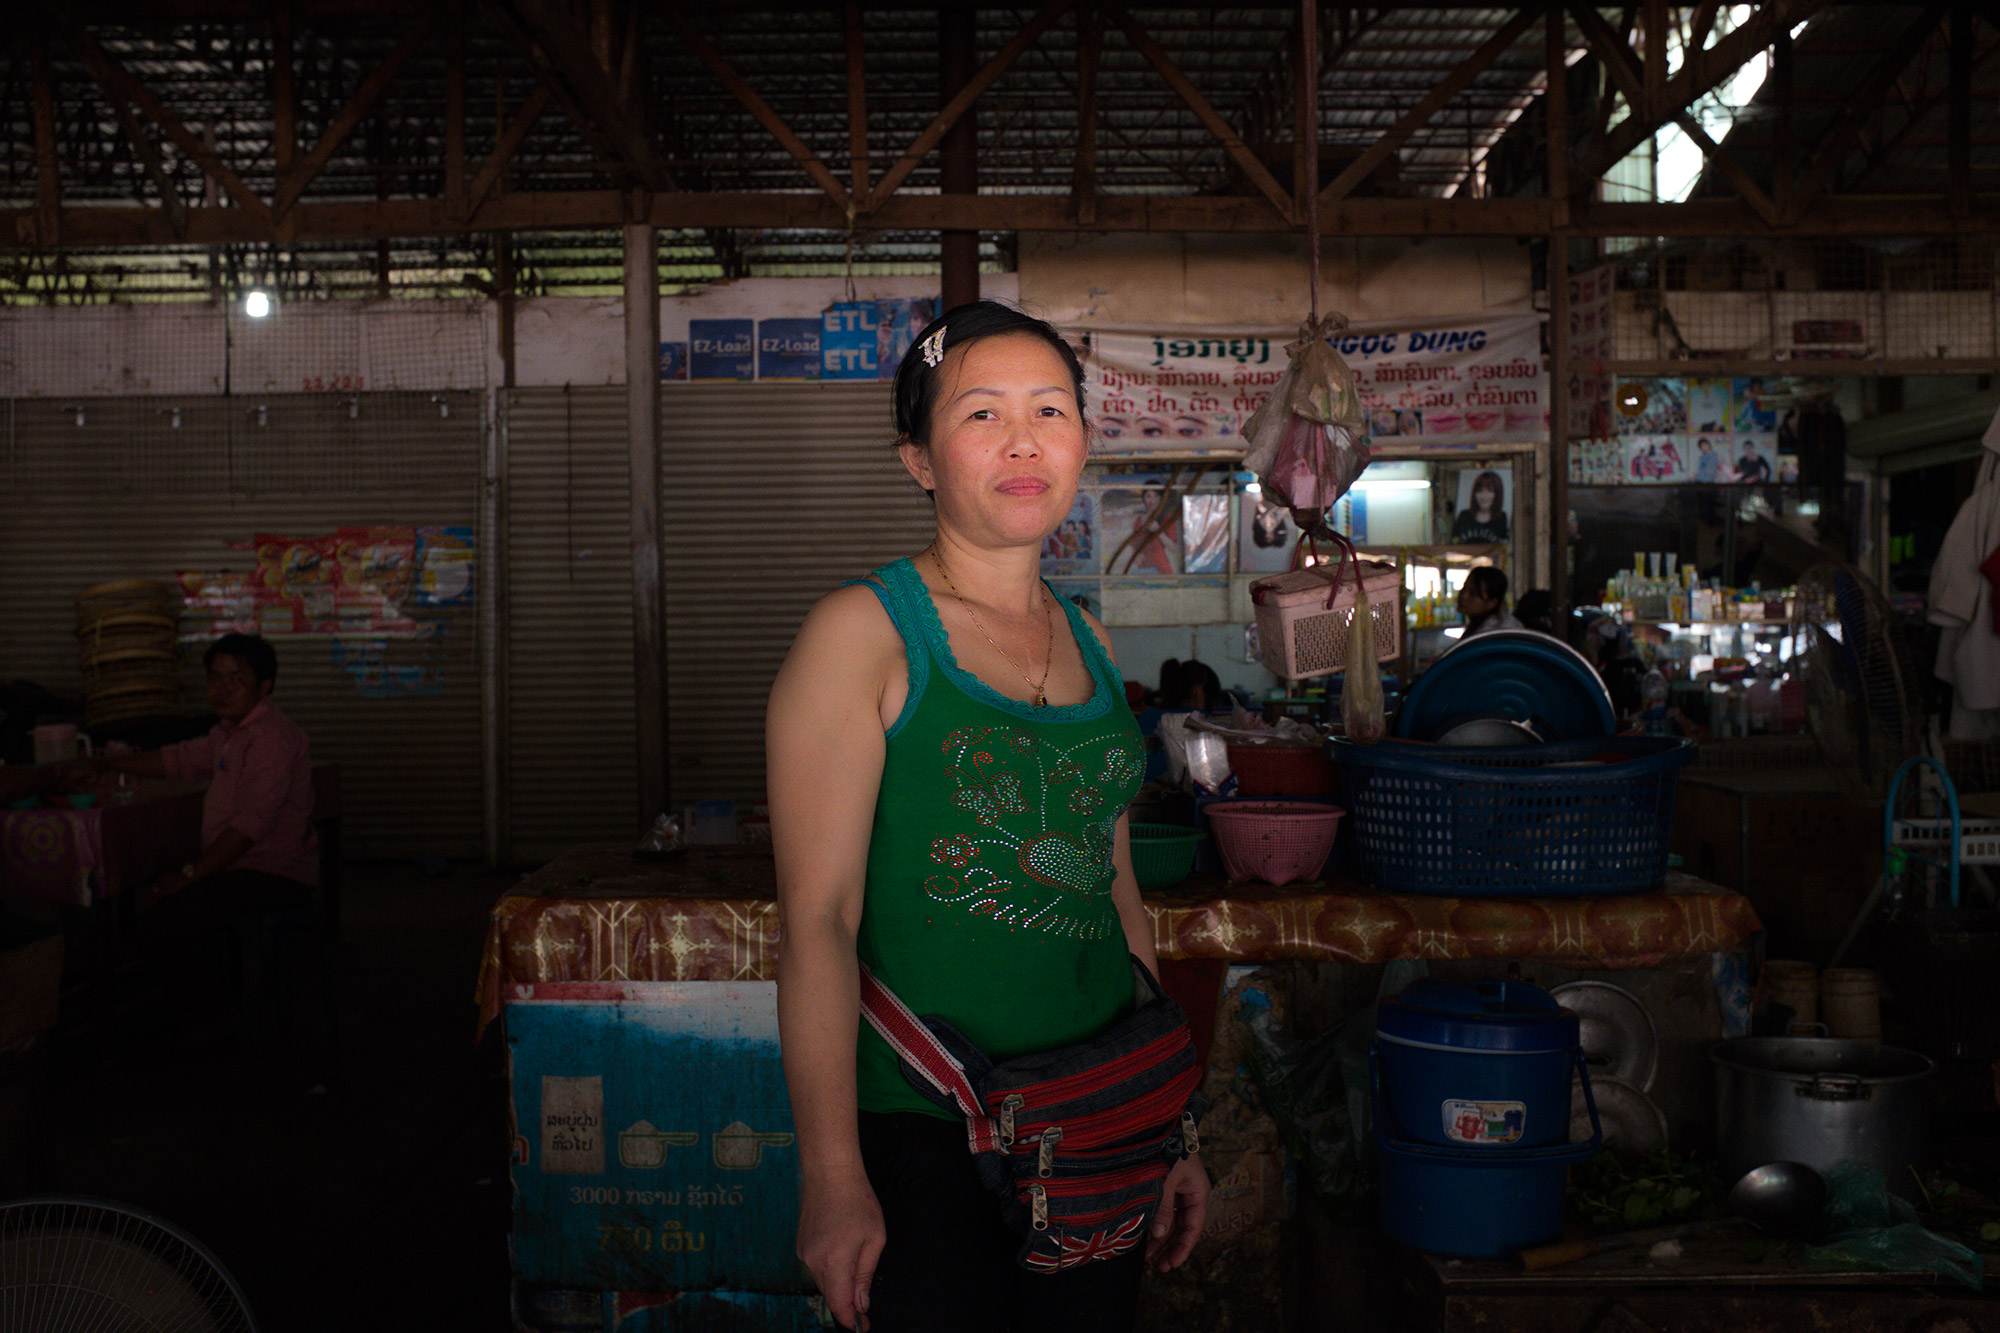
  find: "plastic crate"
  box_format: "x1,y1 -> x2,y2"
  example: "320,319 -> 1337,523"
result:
1330,736 -> 1696,897
1893,817 -> 2000,868
1251,561 -> 1401,680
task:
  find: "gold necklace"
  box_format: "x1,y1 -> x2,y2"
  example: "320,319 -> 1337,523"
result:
930,547 -> 1055,707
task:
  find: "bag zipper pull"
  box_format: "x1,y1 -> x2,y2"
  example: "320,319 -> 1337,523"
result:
1180,1110 -> 1201,1157
1030,1185 -> 1049,1231
999,1094 -> 1024,1148
1037,1126 -> 1063,1177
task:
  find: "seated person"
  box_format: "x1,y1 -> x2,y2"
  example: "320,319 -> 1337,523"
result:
1157,657 -> 1224,713
1457,566 -> 1522,638
94,633 -> 318,922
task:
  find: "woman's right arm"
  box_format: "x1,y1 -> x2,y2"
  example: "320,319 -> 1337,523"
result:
768,585 -> 900,1333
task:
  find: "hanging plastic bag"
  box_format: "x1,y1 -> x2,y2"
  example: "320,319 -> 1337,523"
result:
1242,313 -> 1371,514
1341,562 -> 1387,744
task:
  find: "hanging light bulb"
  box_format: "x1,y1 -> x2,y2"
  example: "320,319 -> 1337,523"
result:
244,289 -> 272,319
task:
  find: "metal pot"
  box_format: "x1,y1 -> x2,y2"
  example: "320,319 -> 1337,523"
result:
1709,1034 -> 1934,1198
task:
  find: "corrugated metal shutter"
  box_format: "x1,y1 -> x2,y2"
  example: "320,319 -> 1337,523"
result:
659,383 -> 933,808
497,386 -> 639,863
0,391 -> 485,859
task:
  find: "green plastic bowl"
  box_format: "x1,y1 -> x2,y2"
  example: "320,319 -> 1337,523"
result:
1130,822 -> 1202,888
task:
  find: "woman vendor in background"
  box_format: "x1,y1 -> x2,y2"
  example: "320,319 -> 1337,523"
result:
766,301 -> 1207,1333
1457,565 -> 1522,638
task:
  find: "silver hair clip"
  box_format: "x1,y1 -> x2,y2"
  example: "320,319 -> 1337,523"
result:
920,323 -> 948,367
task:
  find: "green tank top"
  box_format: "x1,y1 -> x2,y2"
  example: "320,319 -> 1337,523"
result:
846,558 -> 1146,1119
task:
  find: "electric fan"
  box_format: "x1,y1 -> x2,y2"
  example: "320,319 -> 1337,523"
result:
0,1197 -> 257,1333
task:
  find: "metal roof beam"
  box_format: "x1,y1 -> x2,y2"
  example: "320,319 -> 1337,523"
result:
660,5 -> 848,208
1319,4 -> 1538,206
44,5 -> 274,226
1568,0 -> 1776,224
1793,4 -> 1946,206
867,0 -> 1071,210
275,12 -> 434,215
11,190 -> 1999,247
1106,4 -> 1294,221
487,0 -> 674,191
1575,0 -> 1837,183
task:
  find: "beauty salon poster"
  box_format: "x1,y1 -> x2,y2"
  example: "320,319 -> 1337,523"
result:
1083,315 -> 1549,453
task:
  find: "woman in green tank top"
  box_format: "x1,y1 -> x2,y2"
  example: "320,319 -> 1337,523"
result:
768,302 -> 1208,1332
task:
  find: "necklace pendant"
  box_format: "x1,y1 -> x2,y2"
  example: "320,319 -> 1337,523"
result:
1034,690 -> 1047,707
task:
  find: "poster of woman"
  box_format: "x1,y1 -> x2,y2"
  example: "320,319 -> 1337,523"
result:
1731,436 -> 1778,484
1238,494 -> 1300,572
1451,469 -> 1513,543
1039,493 -> 1098,576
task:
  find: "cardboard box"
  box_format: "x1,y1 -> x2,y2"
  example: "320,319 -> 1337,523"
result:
506,981 -> 808,1293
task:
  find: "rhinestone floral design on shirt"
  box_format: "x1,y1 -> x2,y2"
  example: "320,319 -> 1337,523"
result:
924,724 -> 1145,938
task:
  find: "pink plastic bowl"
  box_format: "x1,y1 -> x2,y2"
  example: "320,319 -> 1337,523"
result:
1205,800 -> 1346,886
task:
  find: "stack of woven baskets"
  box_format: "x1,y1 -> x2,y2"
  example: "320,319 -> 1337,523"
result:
76,580 -> 183,729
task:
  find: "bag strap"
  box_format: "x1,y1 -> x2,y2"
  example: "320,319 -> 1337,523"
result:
1291,526 -> 1365,610
857,964 -> 1003,1154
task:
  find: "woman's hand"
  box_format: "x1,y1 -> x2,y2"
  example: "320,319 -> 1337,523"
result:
796,1167 -> 887,1331
1145,1152 -> 1210,1271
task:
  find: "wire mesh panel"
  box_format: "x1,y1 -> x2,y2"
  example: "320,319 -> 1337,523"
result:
1608,237 -> 2000,366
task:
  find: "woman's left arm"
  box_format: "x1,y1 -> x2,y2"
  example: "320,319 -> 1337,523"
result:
1087,610 -> 1209,1273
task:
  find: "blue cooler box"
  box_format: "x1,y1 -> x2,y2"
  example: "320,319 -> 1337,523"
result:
1371,978 -> 1600,1258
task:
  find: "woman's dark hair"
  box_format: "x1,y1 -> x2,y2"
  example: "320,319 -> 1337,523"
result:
1469,469 -> 1504,509
1157,657 -> 1224,710
1513,588 -> 1553,633
1463,566 -> 1510,632
892,300 -> 1087,451
204,632 -> 278,685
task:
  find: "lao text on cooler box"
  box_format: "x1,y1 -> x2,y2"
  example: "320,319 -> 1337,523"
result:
506,980 -> 809,1301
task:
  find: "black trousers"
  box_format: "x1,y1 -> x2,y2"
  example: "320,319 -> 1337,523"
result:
856,1111 -> 1144,1333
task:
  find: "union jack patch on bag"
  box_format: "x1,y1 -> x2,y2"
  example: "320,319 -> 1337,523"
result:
860,957 -> 1207,1272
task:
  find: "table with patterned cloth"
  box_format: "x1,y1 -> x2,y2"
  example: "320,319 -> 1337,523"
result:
0,762 -> 344,914
0,785 -> 206,908
475,844 -> 1763,1038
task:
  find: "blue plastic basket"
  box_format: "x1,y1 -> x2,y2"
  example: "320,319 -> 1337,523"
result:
1329,735 -> 1696,897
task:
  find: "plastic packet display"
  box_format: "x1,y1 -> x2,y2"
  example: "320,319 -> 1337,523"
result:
1241,314 -> 1371,515
1181,494 -> 1230,574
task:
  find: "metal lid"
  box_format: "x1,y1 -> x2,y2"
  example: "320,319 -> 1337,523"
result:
1708,1037 -> 1935,1083
1377,978 -> 1580,1053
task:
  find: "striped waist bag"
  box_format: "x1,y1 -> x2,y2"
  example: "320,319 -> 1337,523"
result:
859,957 -> 1208,1272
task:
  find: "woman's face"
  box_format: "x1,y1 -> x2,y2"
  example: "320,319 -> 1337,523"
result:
899,333 -> 1087,547
1473,481 -> 1499,511
1457,580 -> 1498,618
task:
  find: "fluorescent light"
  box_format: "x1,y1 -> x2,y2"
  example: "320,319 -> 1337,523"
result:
1242,481 -> 1262,495
1351,478 -> 1432,491
244,290 -> 272,318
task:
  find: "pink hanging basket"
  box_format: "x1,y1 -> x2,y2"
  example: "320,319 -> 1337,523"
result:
1251,559 -> 1401,681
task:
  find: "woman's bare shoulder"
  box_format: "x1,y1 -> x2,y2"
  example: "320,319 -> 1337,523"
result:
778,581 -> 905,684
1076,604 -> 1119,668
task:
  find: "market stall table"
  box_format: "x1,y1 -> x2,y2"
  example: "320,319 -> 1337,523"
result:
477,845 -> 1763,1036
480,844 -> 1765,1319
0,762 -> 344,975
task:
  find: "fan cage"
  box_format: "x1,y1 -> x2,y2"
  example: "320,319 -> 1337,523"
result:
0,1197 -> 258,1333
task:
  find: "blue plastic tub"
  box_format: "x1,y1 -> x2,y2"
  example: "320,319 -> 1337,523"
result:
1372,979 -> 1601,1258
1330,735 -> 1695,897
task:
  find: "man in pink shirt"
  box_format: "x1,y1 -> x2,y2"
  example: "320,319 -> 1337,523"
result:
95,634 -> 319,919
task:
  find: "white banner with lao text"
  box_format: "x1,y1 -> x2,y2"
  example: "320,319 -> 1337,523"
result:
1084,314 -> 1548,453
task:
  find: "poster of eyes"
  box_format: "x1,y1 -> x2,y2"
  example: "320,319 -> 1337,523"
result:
1571,377 -> 1786,487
